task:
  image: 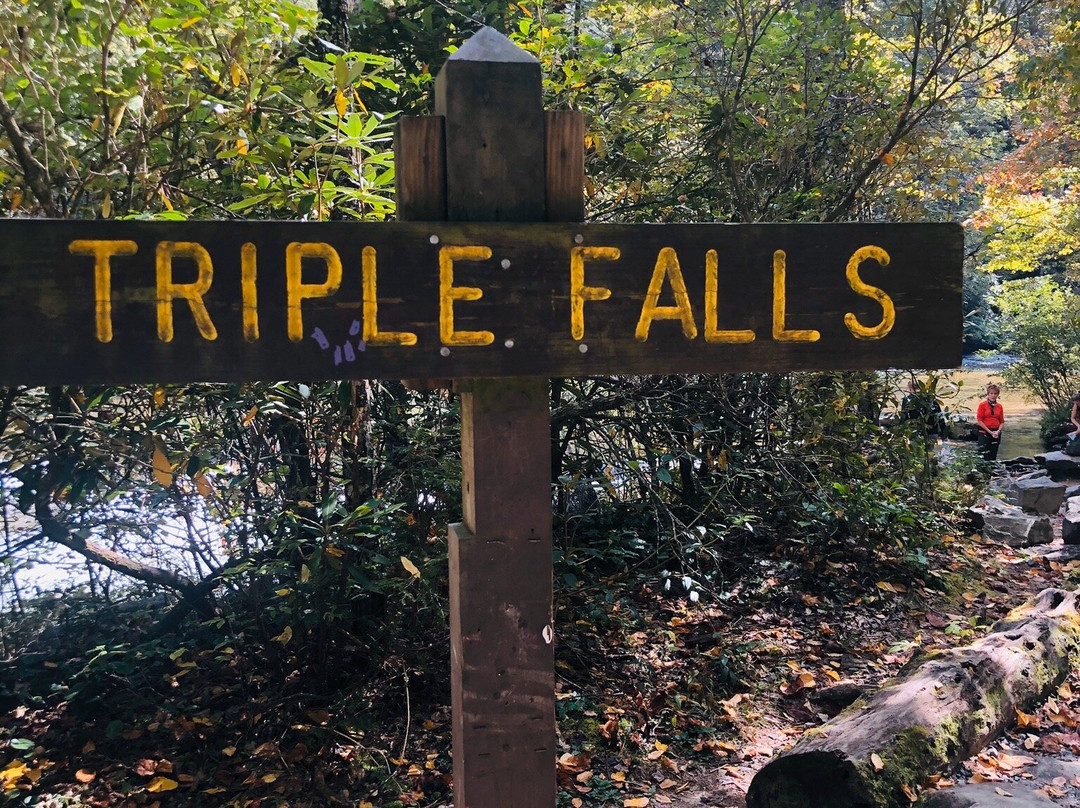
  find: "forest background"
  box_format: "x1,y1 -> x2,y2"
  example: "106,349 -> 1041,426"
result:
2,0 -> 1080,806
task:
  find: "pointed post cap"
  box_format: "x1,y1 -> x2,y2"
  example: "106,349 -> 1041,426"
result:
435,26 -> 545,221
447,26 -> 538,65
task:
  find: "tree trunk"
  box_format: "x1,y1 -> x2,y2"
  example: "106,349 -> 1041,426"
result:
317,0 -> 351,51
746,587 -> 1080,808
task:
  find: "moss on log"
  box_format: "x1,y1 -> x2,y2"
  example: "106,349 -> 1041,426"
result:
745,588 -> 1080,808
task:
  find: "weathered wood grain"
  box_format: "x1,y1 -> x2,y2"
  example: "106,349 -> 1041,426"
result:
545,110 -> 585,223
746,588 -> 1080,808
395,116 -> 447,221
437,25 -> 555,808
0,220 -> 963,386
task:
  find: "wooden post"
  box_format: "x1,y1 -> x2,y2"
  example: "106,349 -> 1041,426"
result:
396,27 -> 584,808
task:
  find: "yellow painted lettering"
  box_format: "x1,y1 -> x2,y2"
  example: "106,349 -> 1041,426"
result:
286,242 -> 342,342
68,239 -> 138,343
156,241 -> 218,342
439,245 -> 494,346
241,242 -> 258,342
635,247 -> 698,341
772,250 -> 819,343
844,246 -> 895,340
704,249 -> 755,344
570,246 -> 618,340
363,246 -> 417,346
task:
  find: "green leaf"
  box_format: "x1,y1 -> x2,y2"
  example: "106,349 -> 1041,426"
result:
334,57 -> 349,90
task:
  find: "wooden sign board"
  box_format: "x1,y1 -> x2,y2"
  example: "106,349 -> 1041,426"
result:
0,219 -> 961,386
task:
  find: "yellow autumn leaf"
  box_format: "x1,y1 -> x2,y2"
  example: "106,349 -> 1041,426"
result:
236,138 -> 248,155
147,776 -> 179,792
222,746 -> 236,757
335,88 -> 347,117
300,564 -> 311,583
194,472 -> 212,498
2,762 -> 27,785
230,62 -> 248,87
153,388 -> 166,407
153,442 -> 174,487
871,753 -> 884,771
102,191 -> 112,219
624,798 -> 650,808
242,405 -> 258,426
401,556 -> 421,578
271,625 -> 293,645
159,188 -> 173,211
262,773 -> 279,784
110,104 -> 126,134
75,769 -> 96,783
10,188 -> 22,210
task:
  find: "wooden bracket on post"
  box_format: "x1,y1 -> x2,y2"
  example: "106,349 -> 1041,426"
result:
395,114 -> 450,393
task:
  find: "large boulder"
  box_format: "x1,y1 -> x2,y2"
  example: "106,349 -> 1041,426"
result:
977,497 -> 1053,547
1003,475 -> 1067,515
1036,451 -> 1080,480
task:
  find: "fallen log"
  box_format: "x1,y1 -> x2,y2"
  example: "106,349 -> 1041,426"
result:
745,588 -> 1080,808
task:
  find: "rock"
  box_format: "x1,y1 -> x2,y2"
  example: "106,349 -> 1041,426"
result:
1037,545 -> 1080,561
1017,468 -> 1050,480
1064,496 -> 1080,545
978,498 -> 1053,546
1035,451 -> 1080,480
1001,459 -> 1040,473
922,757 -> 1080,807
1003,476 -> 1067,514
